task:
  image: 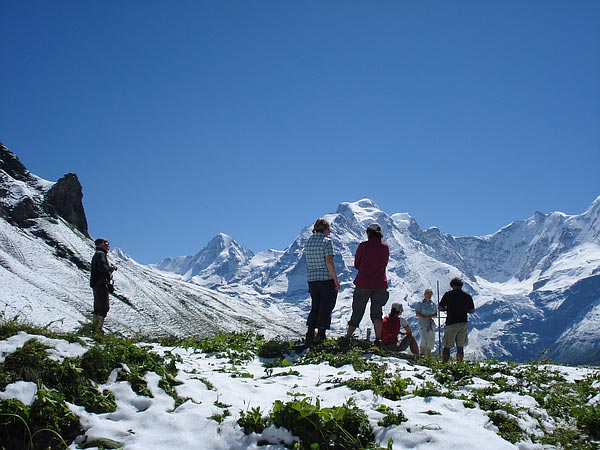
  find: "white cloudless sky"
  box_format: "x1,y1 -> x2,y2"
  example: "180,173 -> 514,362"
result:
1,1 -> 599,263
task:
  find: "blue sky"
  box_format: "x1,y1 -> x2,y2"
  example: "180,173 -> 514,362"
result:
2,1 -> 599,264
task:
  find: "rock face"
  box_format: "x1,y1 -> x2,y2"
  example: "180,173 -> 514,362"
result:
9,196 -> 40,228
0,143 -> 30,181
45,173 -> 89,237
0,143 -> 88,237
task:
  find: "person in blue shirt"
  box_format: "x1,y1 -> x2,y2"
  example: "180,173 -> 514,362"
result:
415,288 -> 437,356
304,218 -> 340,345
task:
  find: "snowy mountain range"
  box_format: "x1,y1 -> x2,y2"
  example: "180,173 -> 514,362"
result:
153,198 -> 600,366
1,142 -> 599,365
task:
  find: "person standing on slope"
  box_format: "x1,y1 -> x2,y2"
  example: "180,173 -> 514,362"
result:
304,218 -> 340,345
438,277 -> 475,362
90,238 -> 117,334
415,288 -> 437,356
345,222 -> 390,347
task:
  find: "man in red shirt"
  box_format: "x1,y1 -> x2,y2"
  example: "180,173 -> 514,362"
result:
345,222 -> 390,346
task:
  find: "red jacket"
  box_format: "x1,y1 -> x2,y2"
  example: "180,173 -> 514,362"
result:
353,237 -> 389,289
381,315 -> 402,345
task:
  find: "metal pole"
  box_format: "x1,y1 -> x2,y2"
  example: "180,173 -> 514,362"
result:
437,280 -> 442,357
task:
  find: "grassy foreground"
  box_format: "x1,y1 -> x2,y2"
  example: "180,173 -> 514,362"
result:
0,316 -> 599,450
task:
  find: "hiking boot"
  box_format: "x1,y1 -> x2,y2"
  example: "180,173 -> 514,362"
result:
92,315 -> 104,335
316,328 -> 326,342
373,338 -> 382,349
305,328 -> 315,346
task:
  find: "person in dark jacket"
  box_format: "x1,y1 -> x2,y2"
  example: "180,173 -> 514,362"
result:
345,222 -> 390,346
438,277 -> 475,362
90,238 -> 117,334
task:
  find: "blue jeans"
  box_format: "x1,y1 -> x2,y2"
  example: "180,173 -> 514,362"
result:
307,280 -> 338,329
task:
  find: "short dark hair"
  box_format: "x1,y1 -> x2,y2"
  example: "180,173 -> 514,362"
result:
312,218 -> 330,233
94,238 -> 108,246
366,229 -> 383,239
450,277 -> 464,288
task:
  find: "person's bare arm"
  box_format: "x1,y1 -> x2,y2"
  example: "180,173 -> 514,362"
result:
325,255 -> 340,291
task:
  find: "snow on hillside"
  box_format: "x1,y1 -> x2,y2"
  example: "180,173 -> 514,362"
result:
155,197 -> 600,364
0,143 -> 306,339
1,331 -> 598,449
0,213 -> 304,339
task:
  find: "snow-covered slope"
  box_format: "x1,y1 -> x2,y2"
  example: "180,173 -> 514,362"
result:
0,216 -> 300,339
0,144 -> 303,339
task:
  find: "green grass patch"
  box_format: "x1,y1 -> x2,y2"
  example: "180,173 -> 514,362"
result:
1,318 -> 599,449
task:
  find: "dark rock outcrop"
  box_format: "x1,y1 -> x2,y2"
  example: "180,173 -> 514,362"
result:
10,197 -> 40,228
0,142 -> 31,182
45,173 -> 89,237
1,142 -> 89,237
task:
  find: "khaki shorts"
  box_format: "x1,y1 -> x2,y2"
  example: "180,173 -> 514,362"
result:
442,322 -> 469,348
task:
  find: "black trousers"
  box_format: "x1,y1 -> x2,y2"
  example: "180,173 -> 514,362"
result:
92,285 -> 110,317
307,280 -> 338,329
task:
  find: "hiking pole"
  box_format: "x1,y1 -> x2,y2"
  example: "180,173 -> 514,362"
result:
437,280 -> 441,357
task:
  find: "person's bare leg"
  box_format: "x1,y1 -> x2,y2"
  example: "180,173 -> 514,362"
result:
410,337 -> 419,355
442,347 -> 451,362
373,318 -> 382,339
345,324 -> 357,338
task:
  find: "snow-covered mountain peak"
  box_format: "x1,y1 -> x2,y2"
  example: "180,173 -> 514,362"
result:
212,232 -> 232,243
1,145 -> 52,208
1,143 -> 35,182
335,198 -> 384,224
587,195 -> 600,212
205,232 -> 235,253
575,196 -> 600,240
204,233 -> 254,260
391,212 -> 417,230
153,232 -> 255,288
112,247 -> 135,263
1,145 -> 88,236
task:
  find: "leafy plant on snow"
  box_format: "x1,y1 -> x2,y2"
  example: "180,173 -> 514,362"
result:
1,317 -> 600,450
